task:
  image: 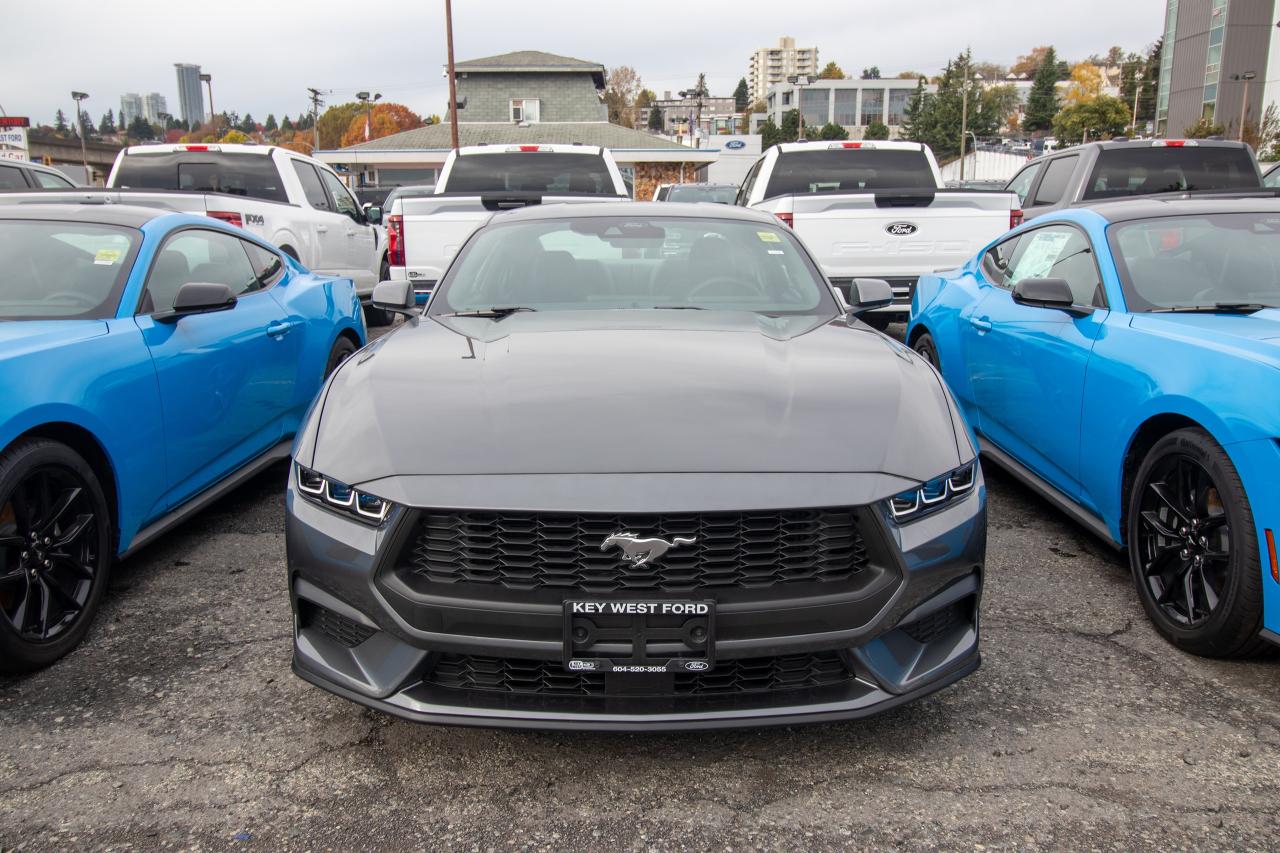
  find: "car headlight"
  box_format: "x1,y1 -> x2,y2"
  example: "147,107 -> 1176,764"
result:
295,463 -> 395,524
886,462 -> 977,522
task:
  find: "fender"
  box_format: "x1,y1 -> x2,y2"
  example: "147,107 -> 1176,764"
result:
270,227 -> 308,267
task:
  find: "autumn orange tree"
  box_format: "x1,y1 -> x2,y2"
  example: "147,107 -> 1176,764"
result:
340,102 -> 425,147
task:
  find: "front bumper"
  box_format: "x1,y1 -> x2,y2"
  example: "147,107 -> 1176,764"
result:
286,472 -> 986,731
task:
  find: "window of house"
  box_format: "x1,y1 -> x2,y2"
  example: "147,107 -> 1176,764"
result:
510,99 -> 541,123
801,89 -> 828,129
887,89 -> 912,126
860,89 -> 885,126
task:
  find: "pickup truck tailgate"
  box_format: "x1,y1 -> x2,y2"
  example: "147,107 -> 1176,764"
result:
790,191 -> 1016,279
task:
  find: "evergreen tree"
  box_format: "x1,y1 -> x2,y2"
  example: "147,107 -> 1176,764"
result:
1023,46 -> 1061,133
240,113 -> 256,134
860,66 -> 881,80
780,109 -> 800,142
759,116 -> 781,150
648,105 -> 663,132
733,78 -> 749,111
281,115 -> 294,133
901,79 -> 932,143
817,122 -> 849,140
99,109 -> 116,135
863,119 -> 890,140
264,113 -> 278,133
78,111 -> 94,138
127,114 -> 156,141
54,109 -> 69,135
896,51 -> 995,159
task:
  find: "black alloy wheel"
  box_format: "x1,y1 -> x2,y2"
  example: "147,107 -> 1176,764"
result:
1128,428 -> 1269,658
0,439 -> 113,673
324,336 -> 358,380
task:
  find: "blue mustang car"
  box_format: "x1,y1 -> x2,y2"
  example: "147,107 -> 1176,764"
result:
908,196 -> 1280,658
0,203 -> 365,672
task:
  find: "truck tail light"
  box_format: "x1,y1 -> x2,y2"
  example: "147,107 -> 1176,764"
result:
1152,139 -> 1195,147
207,210 -> 243,228
1010,208 -> 1024,230
775,212 -> 794,228
387,214 -> 405,267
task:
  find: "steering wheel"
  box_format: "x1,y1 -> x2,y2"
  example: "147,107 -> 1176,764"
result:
687,276 -> 766,302
45,291 -> 100,308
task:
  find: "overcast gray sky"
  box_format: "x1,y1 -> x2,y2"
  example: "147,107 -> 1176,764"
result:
1,0 -> 1166,125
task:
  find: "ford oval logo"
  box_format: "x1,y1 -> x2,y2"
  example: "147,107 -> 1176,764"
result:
886,222 -> 918,236
725,140 -> 746,150
683,660 -> 710,672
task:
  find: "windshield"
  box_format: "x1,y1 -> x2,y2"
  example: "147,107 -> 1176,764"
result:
1108,212 -> 1280,311
444,153 -> 617,194
114,151 -> 288,202
434,216 -> 835,315
762,149 -> 936,199
0,220 -> 138,320
1083,146 -> 1260,200
666,185 -> 738,204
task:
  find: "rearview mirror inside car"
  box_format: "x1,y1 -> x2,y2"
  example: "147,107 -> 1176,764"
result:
847,278 -> 894,317
153,282 -> 237,323
1012,278 -> 1085,314
371,280 -> 417,316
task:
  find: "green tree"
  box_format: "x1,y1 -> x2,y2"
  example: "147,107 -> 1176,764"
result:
733,77 -> 750,111
240,112 -> 257,134
1023,46 -> 1061,133
127,114 -> 156,140
981,84 -> 1022,132
317,102 -> 362,149
817,122 -> 849,140
860,66 -> 881,80
1053,95 -> 1132,142
264,113 -> 278,133
648,105 -> 663,131
98,109 -> 116,135
280,115 -> 294,133
818,61 -> 846,80
54,109 -> 69,135
863,119 -> 890,140
780,108 -> 800,142
1184,117 -> 1226,138
1120,40 -> 1161,128
760,116 -> 781,149
899,50 -> 996,160
901,78 -> 932,143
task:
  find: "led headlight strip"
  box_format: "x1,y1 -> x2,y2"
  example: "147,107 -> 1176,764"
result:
295,464 -> 394,524
888,462 -> 977,521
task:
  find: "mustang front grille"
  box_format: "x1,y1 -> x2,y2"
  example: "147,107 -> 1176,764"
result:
398,507 -> 869,594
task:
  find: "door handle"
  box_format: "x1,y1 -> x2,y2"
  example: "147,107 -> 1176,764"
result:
266,320 -> 297,338
345,229 -> 357,237
969,316 -> 993,333
316,225 -> 328,233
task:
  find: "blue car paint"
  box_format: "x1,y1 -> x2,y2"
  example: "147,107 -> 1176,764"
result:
908,207 -> 1280,638
0,211 -> 365,556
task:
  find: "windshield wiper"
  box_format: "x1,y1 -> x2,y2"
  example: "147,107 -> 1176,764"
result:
443,306 -> 537,320
1149,303 -> 1275,314
652,305 -> 706,310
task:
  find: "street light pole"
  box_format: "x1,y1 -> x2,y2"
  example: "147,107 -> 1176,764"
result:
71,91 -> 89,183
959,73 -> 983,182
200,73 -> 215,132
445,0 -> 460,151
1131,80 -> 1143,135
787,75 -> 811,141
1233,71 -> 1257,141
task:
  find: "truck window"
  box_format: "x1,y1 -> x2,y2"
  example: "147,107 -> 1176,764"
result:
736,159 -> 763,205
1032,156 -> 1078,206
1005,163 -> 1042,206
318,168 -> 362,223
291,161 -> 332,211
761,149 -> 936,199
443,153 -> 615,194
114,152 -> 288,202
1082,145 -> 1260,200
0,164 -> 28,189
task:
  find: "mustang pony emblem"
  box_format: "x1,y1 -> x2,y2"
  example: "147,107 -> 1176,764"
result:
601,532 -> 696,567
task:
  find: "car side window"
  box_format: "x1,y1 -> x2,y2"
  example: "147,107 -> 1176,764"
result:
736,159 -> 763,206
242,240 -> 285,287
1032,156 -> 1078,206
0,164 -> 28,189
981,235 -> 1022,288
140,230 -> 263,314
291,160 -> 332,211
319,169 -> 362,223
33,169 -> 74,188
1005,163 -> 1042,206
1006,225 -> 1105,308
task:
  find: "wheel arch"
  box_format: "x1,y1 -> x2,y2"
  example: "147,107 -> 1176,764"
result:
1118,412 -> 1207,547
11,422 -> 120,552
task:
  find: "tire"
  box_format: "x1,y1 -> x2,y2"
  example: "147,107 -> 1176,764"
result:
863,314 -> 892,332
279,245 -> 300,262
912,331 -> 941,370
1126,428 -> 1270,658
0,439 -> 113,674
362,258 -> 393,328
324,335 -> 357,380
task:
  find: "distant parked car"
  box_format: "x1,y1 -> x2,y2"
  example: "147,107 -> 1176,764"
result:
653,183 -> 739,204
0,160 -> 78,189
1262,162 -> 1280,188
1005,139 -> 1263,220
0,203 -> 365,672
908,196 -> 1280,658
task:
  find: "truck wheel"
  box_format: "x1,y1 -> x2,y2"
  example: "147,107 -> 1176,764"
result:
863,315 -> 892,332
1127,428 -> 1271,658
0,438 -> 113,674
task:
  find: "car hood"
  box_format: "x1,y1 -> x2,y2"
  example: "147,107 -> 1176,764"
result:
0,320 -> 109,360
309,310 -> 967,485
1129,309 -> 1280,368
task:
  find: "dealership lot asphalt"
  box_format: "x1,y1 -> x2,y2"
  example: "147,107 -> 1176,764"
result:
3,324 -> 1279,853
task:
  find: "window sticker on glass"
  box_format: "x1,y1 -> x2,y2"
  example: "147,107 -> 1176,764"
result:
757,231 -> 782,243
93,248 -> 123,265
1012,231 -> 1071,281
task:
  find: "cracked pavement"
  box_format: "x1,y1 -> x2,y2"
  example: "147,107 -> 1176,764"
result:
3,330 -> 1280,851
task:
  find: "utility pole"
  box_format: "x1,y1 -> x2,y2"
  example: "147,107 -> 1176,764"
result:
1131,79 -> 1143,135
680,74 -> 709,148
71,91 -> 89,183
307,88 -> 325,152
1232,71 -> 1257,141
200,73 -> 215,133
445,0 -> 460,151
959,71 -> 983,183
787,74 -> 811,141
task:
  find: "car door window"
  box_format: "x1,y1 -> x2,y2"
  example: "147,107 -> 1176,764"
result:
33,169 -> 74,188
291,160 -> 332,211
1005,163 -> 1042,206
319,169 -> 362,223
1032,156 -> 1078,206
981,234 -> 1022,288
141,230 -> 262,313
242,240 -> 285,287
736,159 -> 763,206
0,164 -> 29,189
1006,225 -> 1105,307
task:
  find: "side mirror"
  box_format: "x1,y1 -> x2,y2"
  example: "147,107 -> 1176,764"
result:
1012,277 -> 1084,313
847,278 -> 894,316
154,282 -> 237,323
371,279 -> 417,317
364,204 -> 382,225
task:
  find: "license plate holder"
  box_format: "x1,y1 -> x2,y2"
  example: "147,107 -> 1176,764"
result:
563,600 -> 715,674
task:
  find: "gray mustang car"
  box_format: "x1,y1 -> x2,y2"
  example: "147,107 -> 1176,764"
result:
286,202 -> 986,730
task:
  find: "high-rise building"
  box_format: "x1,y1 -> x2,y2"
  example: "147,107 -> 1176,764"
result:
174,63 -> 205,127
1154,0 -> 1280,137
143,93 -> 168,124
120,93 -> 143,127
748,37 -> 819,103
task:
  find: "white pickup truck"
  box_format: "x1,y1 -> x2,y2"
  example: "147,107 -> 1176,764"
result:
98,144 -> 390,324
386,144 -> 629,301
738,141 -> 1022,328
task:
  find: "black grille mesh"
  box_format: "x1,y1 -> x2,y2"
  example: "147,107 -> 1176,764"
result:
427,652 -> 852,697
899,602 -> 963,645
401,508 -> 868,593
308,605 -> 376,648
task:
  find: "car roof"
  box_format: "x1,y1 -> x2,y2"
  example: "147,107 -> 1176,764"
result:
667,183 -> 738,189
1022,138 -> 1252,166
487,201 -> 783,225
1080,193 -> 1280,223
0,202 -> 162,228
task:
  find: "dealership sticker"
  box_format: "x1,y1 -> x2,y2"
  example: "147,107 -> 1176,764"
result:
757,231 -> 782,243
93,248 -> 123,265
